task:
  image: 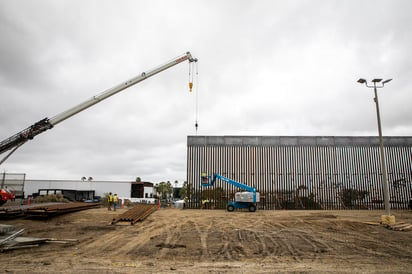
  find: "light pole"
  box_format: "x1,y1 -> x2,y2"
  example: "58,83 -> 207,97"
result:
357,78 -> 392,216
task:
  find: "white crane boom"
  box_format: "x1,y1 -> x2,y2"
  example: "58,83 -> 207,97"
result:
0,52 -> 197,162
50,52 -> 196,125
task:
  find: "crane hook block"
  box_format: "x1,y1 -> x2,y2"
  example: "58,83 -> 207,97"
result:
189,82 -> 193,92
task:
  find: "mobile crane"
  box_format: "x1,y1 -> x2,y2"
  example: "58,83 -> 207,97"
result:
201,172 -> 260,212
0,52 -> 198,166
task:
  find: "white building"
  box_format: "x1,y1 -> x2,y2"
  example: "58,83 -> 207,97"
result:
23,179 -> 155,203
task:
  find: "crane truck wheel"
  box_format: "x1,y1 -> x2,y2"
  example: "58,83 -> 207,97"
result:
227,205 -> 235,212
248,204 -> 256,212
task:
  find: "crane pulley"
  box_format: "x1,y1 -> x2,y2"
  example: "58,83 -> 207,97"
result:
189,59 -> 199,134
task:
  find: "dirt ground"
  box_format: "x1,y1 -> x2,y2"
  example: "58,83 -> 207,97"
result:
1,206 -> 412,273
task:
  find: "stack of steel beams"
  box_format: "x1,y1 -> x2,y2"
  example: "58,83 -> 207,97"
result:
25,202 -> 100,217
0,206 -> 25,219
112,204 -> 157,225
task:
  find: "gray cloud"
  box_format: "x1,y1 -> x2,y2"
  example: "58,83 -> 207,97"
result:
1,0 -> 411,183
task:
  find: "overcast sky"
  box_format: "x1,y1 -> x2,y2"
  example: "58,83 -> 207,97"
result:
1,0 -> 411,183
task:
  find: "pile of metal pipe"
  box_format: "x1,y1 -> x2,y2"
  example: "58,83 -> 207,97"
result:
24,202 -> 100,217
112,204 -> 157,225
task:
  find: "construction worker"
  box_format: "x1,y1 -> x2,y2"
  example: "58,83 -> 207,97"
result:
107,192 -> 113,211
113,194 -> 119,211
201,199 -> 208,209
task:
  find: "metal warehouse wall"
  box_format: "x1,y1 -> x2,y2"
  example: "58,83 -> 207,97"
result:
187,136 -> 412,210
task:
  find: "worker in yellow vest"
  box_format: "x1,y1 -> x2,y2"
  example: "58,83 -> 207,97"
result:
113,194 -> 119,211
107,192 -> 113,211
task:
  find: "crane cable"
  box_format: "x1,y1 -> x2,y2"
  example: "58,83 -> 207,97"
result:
189,61 -> 199,134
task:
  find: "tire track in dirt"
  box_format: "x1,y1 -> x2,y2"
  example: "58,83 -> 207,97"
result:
285,221 -> 335,261
62,209 -> 412,264
193,219 -> 214,260
77,212 -> 171,257
2,208 -> 412,273
237,221 -> 336,262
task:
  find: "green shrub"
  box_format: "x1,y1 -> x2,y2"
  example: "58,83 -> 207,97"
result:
339,188 -> 368,209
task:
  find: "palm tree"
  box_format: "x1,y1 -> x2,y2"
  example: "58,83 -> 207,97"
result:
155,181 -> 173,200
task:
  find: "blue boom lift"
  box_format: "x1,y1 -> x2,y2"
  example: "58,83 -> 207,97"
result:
201,173 -> 260,212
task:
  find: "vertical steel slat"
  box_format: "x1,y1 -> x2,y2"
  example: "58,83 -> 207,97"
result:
395,146 -> 405,209
366,146 -> 377,209
270,146 -> 274,209
386,146 -> 395,208
337,146 -> 344,209
393,146 -> 405,209
309,146 -> 317,208
405,148 -> 412,207
272,146 -> 276,209
371,146 -> 382,210
392,147 -> 405,209
319,147 -> 326,209
359,146 -> 368,209
393,146 -> 401,209
398,147 -> 409,209
286,145 -> 291,207
327,146 -> 335,209
266,146 -> 271,209
343,145 -> 351,209
281,146 -> 286,209
362,146 -> 370,209
309,146 -> 315,209
187,146 -> 191,207
353,145 -> 360,210
334,146 -> 342,209
311,146 -> 319,209
278,146 -> 283,209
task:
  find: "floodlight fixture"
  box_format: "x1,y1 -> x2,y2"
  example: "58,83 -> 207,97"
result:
382,79 -> 392,84
372,78 -> 382,83
357,78 -> 366,84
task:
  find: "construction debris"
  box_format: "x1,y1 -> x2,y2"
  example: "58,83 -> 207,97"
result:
386,222 -> 412,232
0,224 -> 17,234
0,227 -> 24,246
112,204 -> 157,225
0,224 -> 78,252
